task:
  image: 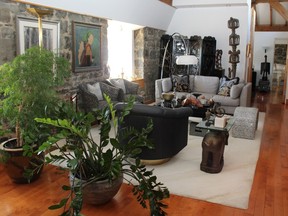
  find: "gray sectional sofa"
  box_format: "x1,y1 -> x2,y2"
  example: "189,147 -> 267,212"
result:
155,75 -> 252,114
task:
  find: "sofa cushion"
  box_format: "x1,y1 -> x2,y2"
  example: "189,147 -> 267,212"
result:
171,75 -> 190,92
87,82 -> 103,100
212,95 -> 240,107
162,78 -> 173,92
175,92 -> 190,100
194,75 -> 219,94
218,76 -> 239,96
109,78 -> 126,94
100,82 -> 124,101
230,83 -> 245,99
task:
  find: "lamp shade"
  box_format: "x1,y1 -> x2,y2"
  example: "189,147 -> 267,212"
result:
176,55 -> 198,65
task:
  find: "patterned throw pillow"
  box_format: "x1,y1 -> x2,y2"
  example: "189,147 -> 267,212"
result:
109,79 -> 126,94
218,76 -> 239,96
171,75 -> 190,92
87,82 -> 103,100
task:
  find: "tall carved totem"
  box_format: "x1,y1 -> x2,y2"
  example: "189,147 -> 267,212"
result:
228,17 -> 240,78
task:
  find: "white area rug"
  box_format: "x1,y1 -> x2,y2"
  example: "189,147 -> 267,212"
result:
53,112 -> 265,209
142,112 -> 265,209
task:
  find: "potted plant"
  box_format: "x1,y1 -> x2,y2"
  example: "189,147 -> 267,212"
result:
34,95 -> 170,215
0,46 -> 70,183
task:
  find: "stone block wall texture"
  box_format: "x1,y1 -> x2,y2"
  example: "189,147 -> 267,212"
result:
0,1 -> 164,101
134,27 -> 165,102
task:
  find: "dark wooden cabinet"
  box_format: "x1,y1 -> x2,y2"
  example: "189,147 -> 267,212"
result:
158,34 -> 172,79
189,35 -> 202,75
200,36 -> 216,76
159,34 -> 219,78
159,34 -> 190,78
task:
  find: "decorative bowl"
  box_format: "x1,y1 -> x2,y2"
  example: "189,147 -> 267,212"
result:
162,92 -> 175,101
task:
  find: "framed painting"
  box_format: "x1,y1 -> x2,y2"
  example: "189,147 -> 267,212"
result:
72,21 -> 101,72
16,17 -> 60,55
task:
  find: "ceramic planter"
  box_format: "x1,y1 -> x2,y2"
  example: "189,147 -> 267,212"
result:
0,138 -> 44,184
70,173 -> 123,205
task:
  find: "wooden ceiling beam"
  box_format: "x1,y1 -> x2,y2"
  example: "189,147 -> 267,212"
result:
159,0 -> 172,6
255,24 -> 288,31
269,3 -> 273,25
270,1 -> 288,21
255,0 -> 288,3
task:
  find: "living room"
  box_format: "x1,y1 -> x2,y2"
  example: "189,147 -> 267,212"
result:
0,0 -> 288,215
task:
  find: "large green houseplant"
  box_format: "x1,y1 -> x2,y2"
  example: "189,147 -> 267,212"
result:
0,46 -> 70,183
34,95 -> 170,216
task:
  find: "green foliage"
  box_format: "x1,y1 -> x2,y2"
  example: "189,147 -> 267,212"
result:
0,46 -> 70,147
34,95 -> 170,215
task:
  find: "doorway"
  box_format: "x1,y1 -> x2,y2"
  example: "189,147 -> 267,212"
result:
271,39 -> 288,96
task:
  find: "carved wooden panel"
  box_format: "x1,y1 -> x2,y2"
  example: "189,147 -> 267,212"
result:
200,36 -> 216,76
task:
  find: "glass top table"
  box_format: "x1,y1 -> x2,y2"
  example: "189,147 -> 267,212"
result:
196,116 -> 234,132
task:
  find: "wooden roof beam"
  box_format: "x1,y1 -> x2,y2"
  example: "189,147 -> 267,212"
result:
270,1 -> 288,21
255,24 -> 288,31
255,0 -> 288,3
270,3 -> 273,25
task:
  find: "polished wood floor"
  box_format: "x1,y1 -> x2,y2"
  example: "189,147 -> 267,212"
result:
0,90 -> 287,216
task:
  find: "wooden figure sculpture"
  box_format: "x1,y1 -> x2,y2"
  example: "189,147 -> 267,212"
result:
228,17 -> 240,78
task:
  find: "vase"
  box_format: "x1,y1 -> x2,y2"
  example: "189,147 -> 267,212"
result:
0,138 -> 44,184
70,173 -> 123,205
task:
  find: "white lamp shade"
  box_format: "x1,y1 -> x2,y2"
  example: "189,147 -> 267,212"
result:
176,55 -> 198,65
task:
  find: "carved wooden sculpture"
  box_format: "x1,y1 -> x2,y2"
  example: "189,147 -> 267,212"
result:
228,17 -> 240,79
200,131 -> 229,173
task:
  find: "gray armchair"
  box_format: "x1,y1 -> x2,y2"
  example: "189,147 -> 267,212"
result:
77,82 -> 124,113
104,78 -> 144,103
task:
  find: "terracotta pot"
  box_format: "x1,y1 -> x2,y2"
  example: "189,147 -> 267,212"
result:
0,138 -> 44,184
70,173 -> 123,205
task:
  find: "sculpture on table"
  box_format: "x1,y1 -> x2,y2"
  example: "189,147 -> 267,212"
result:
260,54 -> 270,81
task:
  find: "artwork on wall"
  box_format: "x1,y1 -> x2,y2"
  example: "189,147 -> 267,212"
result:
16,16 -> 60,54
72,21 -> 101,72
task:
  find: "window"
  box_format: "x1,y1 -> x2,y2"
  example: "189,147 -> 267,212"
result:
107,20 -> 142,80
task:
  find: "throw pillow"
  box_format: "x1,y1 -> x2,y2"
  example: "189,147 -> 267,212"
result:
162,78 -> 172,93
109,79 -> 126,94
230,83 -> 244,99
87,82 -> 103,100
218,76 -> 239,96
171,75 -> 190,92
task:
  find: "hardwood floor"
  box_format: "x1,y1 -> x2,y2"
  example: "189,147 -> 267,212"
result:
0,90 -> 287,216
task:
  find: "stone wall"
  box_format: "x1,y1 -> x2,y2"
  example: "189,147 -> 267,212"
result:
0,0 -> 164,101
134,27 -> 165,102
0,1 -> 109,99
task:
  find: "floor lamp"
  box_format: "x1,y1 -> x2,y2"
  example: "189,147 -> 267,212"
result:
160,32 -> 198,79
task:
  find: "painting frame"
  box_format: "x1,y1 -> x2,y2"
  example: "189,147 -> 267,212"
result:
72,21 -> 102,73
16,16 -> 60,55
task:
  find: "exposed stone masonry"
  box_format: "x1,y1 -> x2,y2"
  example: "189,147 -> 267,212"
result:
134,27 -> 165,102
0,1 -> 164,101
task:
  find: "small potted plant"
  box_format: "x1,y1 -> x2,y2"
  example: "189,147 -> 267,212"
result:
0,46 -> 70,183
34,95 -> 170,215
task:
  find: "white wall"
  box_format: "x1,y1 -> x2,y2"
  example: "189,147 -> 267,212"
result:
166,5 -> 250,81
17,0 -> 175,30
